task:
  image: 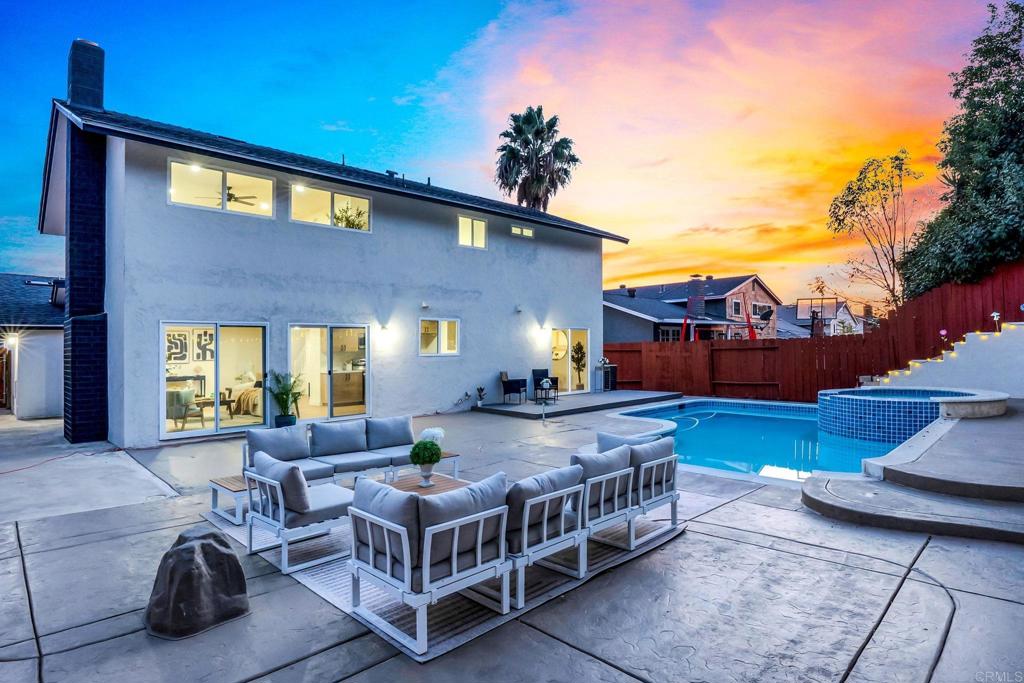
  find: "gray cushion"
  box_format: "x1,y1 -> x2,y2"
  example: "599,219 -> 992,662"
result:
312,451 -> 391,473
353,478 -> 420,568
418,473 -> 507,565
506,465 -> 583,532
356,540 -> 500,592
369,444 -> 414,466
570,445 -> 632,508
310,420 -> 367,457
290,458 -> 335,482
629,437 -> 676,494
246,425 -> 309,464
253,451 -> 310,513
507,510 -> 579,554
366,416 -> 414,450
596,431 -> 658,453
284,484 -> 353,527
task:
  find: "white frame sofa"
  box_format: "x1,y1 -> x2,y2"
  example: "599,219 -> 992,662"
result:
348,474 -> 512,655
244,451 -> 353,574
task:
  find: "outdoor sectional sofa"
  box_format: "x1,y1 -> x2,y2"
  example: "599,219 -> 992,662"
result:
348,436 -> 679,654
241,416 -> 459,487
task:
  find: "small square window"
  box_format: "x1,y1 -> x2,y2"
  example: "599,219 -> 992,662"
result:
333,193 -> 370,231
225,172 -> 273,216
169,162 -> 223,209
291,185 -> 331,224
458,216 -> 486,248
511,225 -> 534,238
731,300 -> 741,316
420,318 -> 459,355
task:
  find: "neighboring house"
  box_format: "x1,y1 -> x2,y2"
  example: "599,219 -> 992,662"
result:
777,301 -> 865,336
0,274 -> 65,419
37,40 -> 627,447
603,274 -> 783,342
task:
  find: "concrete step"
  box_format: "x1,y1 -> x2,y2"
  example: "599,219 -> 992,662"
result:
801,476 -> 1024,544
884,463 -> 1024,502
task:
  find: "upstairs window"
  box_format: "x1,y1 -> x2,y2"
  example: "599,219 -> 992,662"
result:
458,216 -> 486,249
731,299 -> 742,316
168,161 -> 272,216
290,185 -> 371,231
511,225 -> 534,238
420,318 -> 459,356
752,302 -> 772,317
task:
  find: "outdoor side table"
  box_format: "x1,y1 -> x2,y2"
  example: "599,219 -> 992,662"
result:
208,475 -> 253,525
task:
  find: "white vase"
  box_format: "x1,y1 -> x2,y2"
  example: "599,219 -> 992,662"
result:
418,463 -> 435,488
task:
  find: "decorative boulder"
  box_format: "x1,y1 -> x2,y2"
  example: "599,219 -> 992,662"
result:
145,526 -> 249,639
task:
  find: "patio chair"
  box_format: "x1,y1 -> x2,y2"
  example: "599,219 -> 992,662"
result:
499,371 -> 527,404
623,437 -> 680,549
348,473 -> 512,655
531,369 -> 559,402
309,420 -> 391,485
505,465 -> 588,609
242,425 -> 334,483
570,445 -> 635,544
245,451 -> 353,574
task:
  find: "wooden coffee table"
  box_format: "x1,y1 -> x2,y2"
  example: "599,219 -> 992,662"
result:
388,473 -> 470,495
208,474 -> 254,525
394,451 -> 462,480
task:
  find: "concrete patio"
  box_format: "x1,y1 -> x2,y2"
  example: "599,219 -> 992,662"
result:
1,407 -> 1022,681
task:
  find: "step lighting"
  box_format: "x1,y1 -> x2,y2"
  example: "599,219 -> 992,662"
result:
903,370 -> 912,376
979,334 -> 989,341
949,351 -> 957,358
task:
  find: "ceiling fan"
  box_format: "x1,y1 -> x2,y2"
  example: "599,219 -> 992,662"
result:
195,186 -> 258,206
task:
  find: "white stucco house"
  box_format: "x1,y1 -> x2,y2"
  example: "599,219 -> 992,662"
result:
777,301 -> 865,337
37,40 -> 626,448
0,274 -> 65,419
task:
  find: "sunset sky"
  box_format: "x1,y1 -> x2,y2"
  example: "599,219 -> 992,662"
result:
0,1 -> 991,303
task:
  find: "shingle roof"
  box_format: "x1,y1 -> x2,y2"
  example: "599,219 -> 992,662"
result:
603,293 -> 734,325
0,273 -> 64,327
605,274 -> 758,302
53,101 -> 627,244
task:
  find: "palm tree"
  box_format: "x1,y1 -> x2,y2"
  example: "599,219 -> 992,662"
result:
495,105 -> 580,211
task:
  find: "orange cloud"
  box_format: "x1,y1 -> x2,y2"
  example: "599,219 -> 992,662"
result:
409,0 -> 988,302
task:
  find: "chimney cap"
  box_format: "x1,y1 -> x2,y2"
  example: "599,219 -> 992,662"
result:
689,273 -> 702,280
626,287 -> 637,298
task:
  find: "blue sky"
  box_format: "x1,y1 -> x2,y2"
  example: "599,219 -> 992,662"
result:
0,0 -> 508,275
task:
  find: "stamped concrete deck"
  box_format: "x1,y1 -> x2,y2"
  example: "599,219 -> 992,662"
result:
1,408 -> 1022,681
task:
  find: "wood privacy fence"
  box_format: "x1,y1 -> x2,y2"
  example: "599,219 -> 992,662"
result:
605,260 -> 1024,403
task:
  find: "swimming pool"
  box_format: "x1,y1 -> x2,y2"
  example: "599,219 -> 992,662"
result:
625,400 -> 900,481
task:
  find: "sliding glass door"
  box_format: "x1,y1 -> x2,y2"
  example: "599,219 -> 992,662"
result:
162,322 -> 266,439
551,328 -> 590,394
289,324 -> 368,421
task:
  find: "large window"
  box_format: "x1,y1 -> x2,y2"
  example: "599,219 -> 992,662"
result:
289,325 -> 368,420
420,318 -> 459,355
458,216 -> 486,248
751,302 -> 772,317
168,161 -> 272,216
290,184 -> 371,231
162,323 -> 266,438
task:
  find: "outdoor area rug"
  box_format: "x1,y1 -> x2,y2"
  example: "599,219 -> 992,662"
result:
203,509 -> 685,662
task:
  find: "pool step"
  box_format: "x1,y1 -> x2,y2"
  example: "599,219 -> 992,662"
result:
801,476 -> 1024,544
883,463 -> 1024,502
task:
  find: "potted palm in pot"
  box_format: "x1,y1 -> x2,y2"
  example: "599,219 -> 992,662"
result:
409,439 -> 443,488
571,341 -> 587,391
267,370 -> 302,428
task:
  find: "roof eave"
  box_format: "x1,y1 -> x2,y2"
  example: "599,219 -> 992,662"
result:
70,111 -> 629,245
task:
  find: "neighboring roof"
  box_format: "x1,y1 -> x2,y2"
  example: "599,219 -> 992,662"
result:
0,273 -> 64,327
604,274 -> 783,304
602,293 -> 734,325
47,100 -> 627,244
775,317 -> 811,339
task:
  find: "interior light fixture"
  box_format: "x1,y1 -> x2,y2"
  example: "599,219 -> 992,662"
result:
295,184 -> 306,193
259,202 -> 269,210
190,163 -> 201,173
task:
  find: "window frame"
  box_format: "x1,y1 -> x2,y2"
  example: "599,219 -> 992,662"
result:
418,317 -> 461,357
286,322 -> 372,423
751,302 -> 772,317
730,299 -> 742,317
457,215 -> 487,249
166,158 -> 276,220
288,182 -> 373,234
511,225 -> 535,239
658,327 -> 681,342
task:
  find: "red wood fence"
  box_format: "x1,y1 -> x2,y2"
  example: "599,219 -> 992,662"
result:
605,260 -> 1024,403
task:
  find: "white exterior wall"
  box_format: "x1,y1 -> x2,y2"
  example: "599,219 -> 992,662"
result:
11,330 -> 64,419
107,139 -> 605,447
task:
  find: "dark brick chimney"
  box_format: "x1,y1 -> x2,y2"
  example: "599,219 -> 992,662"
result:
68,39 -> 104,109
687,275 -> 706,318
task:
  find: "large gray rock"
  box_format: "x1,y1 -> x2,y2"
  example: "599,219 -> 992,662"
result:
144,527 -> 249,639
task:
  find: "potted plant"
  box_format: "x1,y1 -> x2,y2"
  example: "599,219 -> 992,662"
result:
409,439 -> 443,488
267,370 -> 302,428
571,341 -> 587,391
476,386 -> 487,408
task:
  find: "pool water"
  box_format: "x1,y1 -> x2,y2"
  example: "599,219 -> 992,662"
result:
637,405 -> 898,481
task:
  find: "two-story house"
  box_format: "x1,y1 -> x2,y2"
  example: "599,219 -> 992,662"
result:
36,40 -> 626,448
603,274 -> 782,342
